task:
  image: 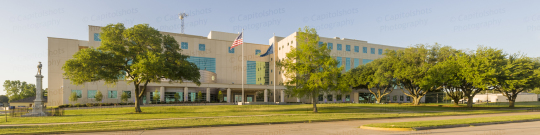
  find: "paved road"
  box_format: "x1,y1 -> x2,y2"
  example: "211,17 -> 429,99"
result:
64,112 -> 540,135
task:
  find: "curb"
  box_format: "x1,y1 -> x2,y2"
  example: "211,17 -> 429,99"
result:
360,125 -> 414,131
361,118 -> 540,131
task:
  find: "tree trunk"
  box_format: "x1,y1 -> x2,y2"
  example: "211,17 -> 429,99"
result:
466,96 -> 474,108
135,97 -> 142,113
376,97 -> 381,103
452,98 -> 460,106
412,97 -> 421,105
312,92 -> 318,113
508,99 -> 515,108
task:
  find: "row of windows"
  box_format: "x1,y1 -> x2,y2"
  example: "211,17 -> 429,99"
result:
71,90 -> 131,99
318,94 -> 351,101
321,41 -> 384,55
336,57 -> 373,71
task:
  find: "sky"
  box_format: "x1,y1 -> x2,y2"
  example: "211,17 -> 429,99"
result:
1,0 -> 539,95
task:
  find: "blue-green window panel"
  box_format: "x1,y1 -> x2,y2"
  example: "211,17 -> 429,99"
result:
93,33 -> 101,41
108,90 -> 117,98
71,90 -> 82,98
345,57 -> 351,72
199,44 -> 205,51
363,59 -> 373,65
247,61 -> 257,84
337,44 -> 342,51
123,91 -> 132,98
354,46 -> 359,52
88,90 -> 97,98
346,45 -> 351,51
255,49 -> 261,55
181,42 -> 188,49
318,42 -> 323,48
371,48 -> 375,54
228,47 -> 235,53
327,43 -> 333,50
186,56 -> 216,73
363,47 -> 368,53
354,58 -> 360,68
378,49 -> 383,55
336,57 -> 342,68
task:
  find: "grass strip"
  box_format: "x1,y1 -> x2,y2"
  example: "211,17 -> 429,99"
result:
363,113 -> 540,129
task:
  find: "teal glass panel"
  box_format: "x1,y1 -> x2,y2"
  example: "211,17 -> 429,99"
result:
87,90 -> 96,98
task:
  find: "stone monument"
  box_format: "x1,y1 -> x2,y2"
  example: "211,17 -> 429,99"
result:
23,62 -> 48,117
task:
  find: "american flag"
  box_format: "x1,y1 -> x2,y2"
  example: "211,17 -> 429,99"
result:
230,32 -> 243,50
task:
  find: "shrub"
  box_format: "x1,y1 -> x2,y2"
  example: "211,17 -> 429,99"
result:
74,103 -> 81,107
86,103 -> 93,107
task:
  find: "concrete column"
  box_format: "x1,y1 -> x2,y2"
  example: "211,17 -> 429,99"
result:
323,93 -> 328,103
160,86 -> 165,102
333,94 -> 337,102
280,90 -> 285,102
206,88 -> 210,102
146,91 -> 150,104
297,98 -> 300,102
342,94 -> 346,102
184,87 -> 188,102
264,89 -> 268,102
227,88 -> 231,103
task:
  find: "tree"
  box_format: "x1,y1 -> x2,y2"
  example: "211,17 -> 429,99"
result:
277,26 -> 348,113
0,95 -> 9,103
95,91 -> 103,103
197,91 -> 203,102
217,91 -> 223,102
492,53 -> 540,107
342,57 -> 396,103
43,88 -> 48,97
121,92 -> 129,103
425,53 -> 464,106
153,90 -> 160,103
531,88 -> 540,94
174,93 -> 180,102
62,23 -> 201,113
69,92 -> 78,104
3,80 -> 36,102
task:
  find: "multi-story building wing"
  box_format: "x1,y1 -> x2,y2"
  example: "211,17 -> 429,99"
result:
47,26 -> 423,106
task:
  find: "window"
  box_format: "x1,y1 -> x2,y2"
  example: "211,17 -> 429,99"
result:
371,48 -> 375,54
354,46 -> 359,52
93,33 -> 101,41
337,44 -> 342,51
87,90 -> 96,98
393,95 -> 397,101
71,90 -> 82,98
346,95 -> 350,101
327,95 -> 333,101
327,43 -> 333,50
123,91 -> 132,98
318,95 -> 324,101
255,49 -> 261,55
345,57 -> 351,72
406,96 -> 410,101
228,47 -> 235,53
337,95 -> 342,101
199,44 -> 205,51
378,49 -> 383,55
354,58 -> 360,67
318,42 -> 323,48
363,47 -> 368,53
336,57 -> 342,68
362,59 -> 373,65
108,90 -> 117,98
400,95 -> 404,101
345,45 -> 350,51
181,42 -> 188,49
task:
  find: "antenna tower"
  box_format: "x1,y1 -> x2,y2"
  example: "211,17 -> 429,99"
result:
178,12 -> 189,34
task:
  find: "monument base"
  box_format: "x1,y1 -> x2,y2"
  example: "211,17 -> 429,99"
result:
22,101 -> 49,117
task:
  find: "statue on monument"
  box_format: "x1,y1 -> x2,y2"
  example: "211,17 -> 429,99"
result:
37,61 -> 42,75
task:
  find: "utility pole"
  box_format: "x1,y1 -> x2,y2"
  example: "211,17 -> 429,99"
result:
178,12 -> 188,34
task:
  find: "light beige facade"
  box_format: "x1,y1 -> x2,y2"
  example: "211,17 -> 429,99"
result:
48,25 -> 417,106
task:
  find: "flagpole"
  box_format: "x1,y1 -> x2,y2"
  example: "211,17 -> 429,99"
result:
273,33 -> 276,103
241,29 -> 244,105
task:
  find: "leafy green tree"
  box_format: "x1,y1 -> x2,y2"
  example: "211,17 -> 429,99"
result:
3,80 -> 36,101
342,57 -> 396,103
197,91 -> 203,102
153,90 -> 160,103
43,88 -> 48,97
426,54 -> 464,106
277,26 -> 348,112
0,95 -> 9,103
218,91 -> 223,102
95,91 -> 103,103
120,92 -> 129,103
174,93 -> 180,102
531,88 -> 540,94
492,53 -> 540,107
62,23 -> 201,112
69,92 -> 78,104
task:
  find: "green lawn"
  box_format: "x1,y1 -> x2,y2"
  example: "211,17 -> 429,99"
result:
363,113 -> 540,129
0,103 -> 530,134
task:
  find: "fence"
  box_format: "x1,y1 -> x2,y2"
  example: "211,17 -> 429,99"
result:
9,108 -> 65,117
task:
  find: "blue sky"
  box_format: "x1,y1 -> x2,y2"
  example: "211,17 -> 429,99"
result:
1,0 -> 539,95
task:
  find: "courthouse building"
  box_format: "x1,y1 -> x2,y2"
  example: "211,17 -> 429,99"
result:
47,25 -> 422,106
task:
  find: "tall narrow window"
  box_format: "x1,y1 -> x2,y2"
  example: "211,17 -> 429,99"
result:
378,49 -> 383,55
354,46 -> 359,52
346,45 -> 351,51
371,48 -> 375,54
363,47 -> 368,53
327,43 -> 333,50
337,44 -> 342,51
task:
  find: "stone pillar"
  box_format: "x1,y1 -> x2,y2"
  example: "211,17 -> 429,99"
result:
280,90 -> 285,102
160,86 -> 165,102
206,88 -> 210,102
146,91 -> 151,103
227,88 -> 231,103
333,94 -> 337,102
297,98 -> 300,102
184,87 -> 188,102
323,93 -> 328,103
342,94 -> 346,102
264,89 -> 268,102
